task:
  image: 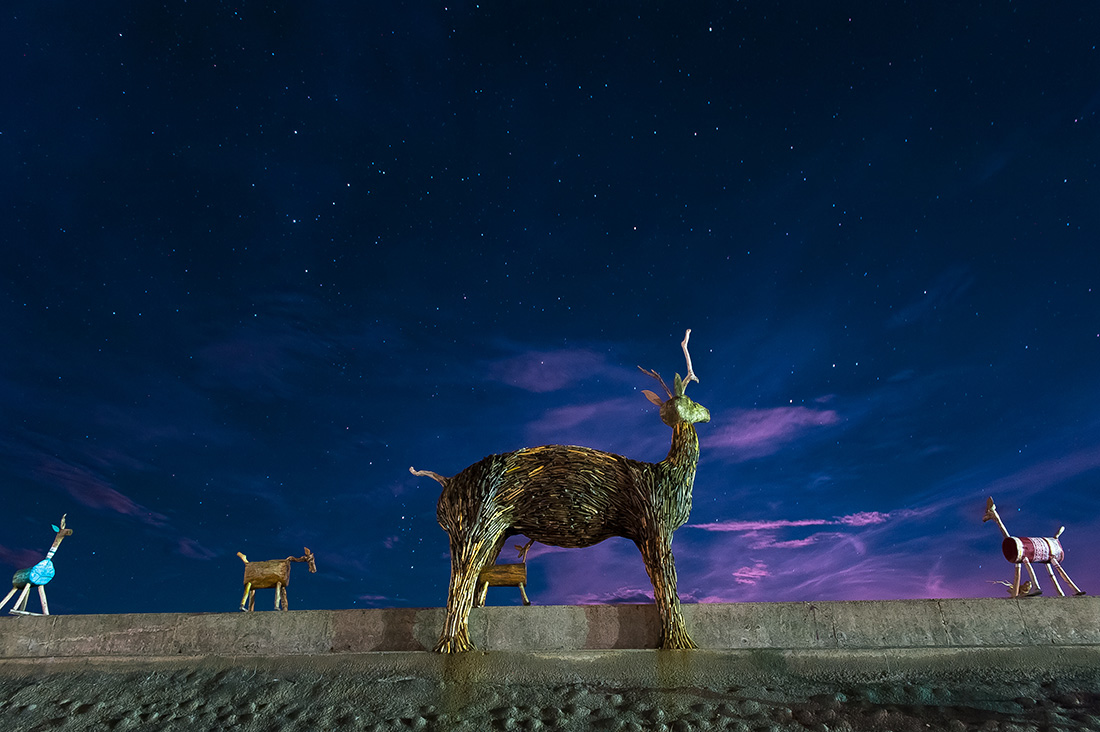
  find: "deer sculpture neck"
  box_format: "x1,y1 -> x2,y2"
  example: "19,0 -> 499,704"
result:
642,332 -> 709,524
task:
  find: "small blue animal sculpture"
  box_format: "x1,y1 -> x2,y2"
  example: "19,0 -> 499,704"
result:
0,515 -> 73,615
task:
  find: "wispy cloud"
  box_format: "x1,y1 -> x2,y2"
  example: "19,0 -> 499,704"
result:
521,397 -> 671,458
888,266 -> 974,329
487,349 -> 612,392
983,445 -> 1100,499
705,406 -> 840,461
569,586 -> 655,605
689,510 -> 891,532
176,537 -> 217,560
0,544 -> 43,570
730,562 -> 769,585
35,457 -> 167,526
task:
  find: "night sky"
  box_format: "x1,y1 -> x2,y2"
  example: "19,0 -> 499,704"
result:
3,3 -> 1099,617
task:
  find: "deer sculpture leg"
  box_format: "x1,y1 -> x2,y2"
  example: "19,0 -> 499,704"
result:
0,587 -> 17,610
636,532 -> 696,650
437,530 -> 509,653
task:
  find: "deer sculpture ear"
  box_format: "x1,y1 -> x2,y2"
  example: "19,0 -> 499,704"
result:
672,373 -> 685,397
642,389 -> 664,406
51,525 -> 60,533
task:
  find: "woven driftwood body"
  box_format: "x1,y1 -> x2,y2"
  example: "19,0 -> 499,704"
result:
414,331 -> 709,652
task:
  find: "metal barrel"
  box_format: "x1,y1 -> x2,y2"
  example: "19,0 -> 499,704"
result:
1002,536 -> 1064,564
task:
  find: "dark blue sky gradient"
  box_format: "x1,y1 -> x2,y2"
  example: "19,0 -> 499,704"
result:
2,3 -> 1099,615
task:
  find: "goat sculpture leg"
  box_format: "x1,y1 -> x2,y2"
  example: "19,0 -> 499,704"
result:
240,583 -> 252,611
1021,558 -> 1042,596
1045,563 -> 1065,596
1052,558 -> 1084,595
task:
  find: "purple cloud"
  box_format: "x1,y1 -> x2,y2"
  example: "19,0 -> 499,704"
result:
521,397 -> 671,458
176,538 -> 217,560
487,349 -> 611,392
0,544 -> 43,570
705,406 -> 840,460
35,457 -> 167,526
356,594 -> 396,608
690,510 -> 890,532
888,266 -> 974,329
730,562 -> 769,585
569,586 -> 656,605
983,444 -> 1100,498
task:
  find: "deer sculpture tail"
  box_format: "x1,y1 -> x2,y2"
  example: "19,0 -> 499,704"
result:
410,466 -> 448,486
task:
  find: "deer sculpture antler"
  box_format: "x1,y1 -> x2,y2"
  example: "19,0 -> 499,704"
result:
411,330 -> 710,652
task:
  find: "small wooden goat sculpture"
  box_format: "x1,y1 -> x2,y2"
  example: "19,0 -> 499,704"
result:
411,330 -> 710,652
237,547 -> 316,611
0,515 -> 72,616
475,539 -> 535,607
983,497 -> 1085,598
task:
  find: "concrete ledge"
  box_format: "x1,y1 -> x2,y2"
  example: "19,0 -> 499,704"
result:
2,597 -> 1097,659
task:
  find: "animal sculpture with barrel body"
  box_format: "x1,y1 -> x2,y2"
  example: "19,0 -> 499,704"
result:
983,497 -> 1084,597
411,330 -> 710,652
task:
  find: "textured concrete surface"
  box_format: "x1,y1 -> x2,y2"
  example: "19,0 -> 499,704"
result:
2,597 -> 1098,657
2,599 -> 1098,730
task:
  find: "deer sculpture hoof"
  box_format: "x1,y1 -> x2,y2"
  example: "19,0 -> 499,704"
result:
434,633 -> 474,654
663,628 -> 699,650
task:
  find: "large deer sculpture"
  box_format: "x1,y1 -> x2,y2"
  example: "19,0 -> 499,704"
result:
411,330 -> 710,652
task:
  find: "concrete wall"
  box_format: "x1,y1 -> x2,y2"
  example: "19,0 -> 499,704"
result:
2,597 -> 1097,659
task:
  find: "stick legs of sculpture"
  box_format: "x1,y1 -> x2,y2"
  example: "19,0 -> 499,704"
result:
241,583 -> 287,611
0,584 -> 50,615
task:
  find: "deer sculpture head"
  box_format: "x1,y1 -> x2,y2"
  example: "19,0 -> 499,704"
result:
640,330 -> 710,429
